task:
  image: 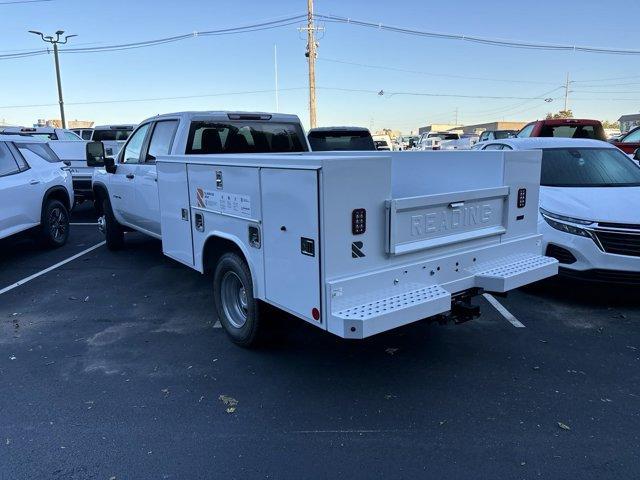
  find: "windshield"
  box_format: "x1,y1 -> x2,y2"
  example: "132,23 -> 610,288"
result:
494,130 -> 515,139
187,121 -> 307,154
308,130 -> 374,151
93,129 -> 133,142
16,143 -> 61,163
539,123 -> 606,141
541,148 -> 640,187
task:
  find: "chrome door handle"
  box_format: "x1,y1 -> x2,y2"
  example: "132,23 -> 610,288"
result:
449,201 -> 464,209
29,179 -> 40,185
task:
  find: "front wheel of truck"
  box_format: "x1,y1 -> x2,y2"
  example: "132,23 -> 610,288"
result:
213,252 -> 265,348
102,199 -> 124,251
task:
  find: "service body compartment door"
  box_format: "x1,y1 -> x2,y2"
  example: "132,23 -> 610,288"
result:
261,168 -> 321,323
157,161 -> 194,266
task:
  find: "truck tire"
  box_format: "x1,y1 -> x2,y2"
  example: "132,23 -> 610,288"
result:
102,199 -> 125,250
40,199 -> 69,248
213,253 -> 265,348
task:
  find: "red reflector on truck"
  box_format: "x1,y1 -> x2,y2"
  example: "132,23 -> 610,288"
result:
312,308 -> 320,321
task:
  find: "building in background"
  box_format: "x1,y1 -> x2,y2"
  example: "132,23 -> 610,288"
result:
34,119 -> 94,129
418,124 -> 462,135
618,114 -> 640,134
461,121 -> 527,135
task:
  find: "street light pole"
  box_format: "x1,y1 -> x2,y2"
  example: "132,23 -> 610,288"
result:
28,30 -> 77,129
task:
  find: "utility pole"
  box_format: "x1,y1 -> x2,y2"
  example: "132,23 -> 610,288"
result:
454,107 -> 459,125
274,44 -> 279,113
563,72 -> 570,113
305,0 -> 318,128
29,30 -> 77,129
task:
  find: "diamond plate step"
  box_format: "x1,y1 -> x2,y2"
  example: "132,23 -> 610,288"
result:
333,284 -> 451,338
473,254 -> 558,292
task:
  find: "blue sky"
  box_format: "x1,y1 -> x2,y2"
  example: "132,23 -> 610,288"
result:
1,0 -> 639,132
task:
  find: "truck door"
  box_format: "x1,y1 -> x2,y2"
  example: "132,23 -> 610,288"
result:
110,123 -> 150,226
261,168 -> 321,323
134,120 -> 179,236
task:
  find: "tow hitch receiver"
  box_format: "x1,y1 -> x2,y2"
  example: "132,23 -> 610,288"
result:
450,299 -> 481,324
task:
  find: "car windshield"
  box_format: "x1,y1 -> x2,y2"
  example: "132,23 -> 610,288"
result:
16,142 -> 61,163
308,130 -> 375,151
541,148 -> 640,187
93,129 -> 133,142
539,124 -> 606,140
494,131 -> 514,139
187,121 -> 307,154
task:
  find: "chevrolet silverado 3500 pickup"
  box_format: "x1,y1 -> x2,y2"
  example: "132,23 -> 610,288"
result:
88,110 -> 557,347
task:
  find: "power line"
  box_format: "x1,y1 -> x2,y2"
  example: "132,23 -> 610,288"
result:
0,14 -> 307,60
315,13 -> 640,56
0,87 -> 308,109
0,0 -> 52,4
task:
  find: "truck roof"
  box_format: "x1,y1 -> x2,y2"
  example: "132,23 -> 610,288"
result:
308,126 -> 371,133
93,124 -> 136,130
141,111 -> 303,125
1,126 -> 59,133
0,134 -> 47,143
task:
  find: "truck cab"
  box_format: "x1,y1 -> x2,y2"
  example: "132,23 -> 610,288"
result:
89,111 -> 309,240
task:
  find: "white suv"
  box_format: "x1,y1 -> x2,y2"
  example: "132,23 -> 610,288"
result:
0,135 -> 74,247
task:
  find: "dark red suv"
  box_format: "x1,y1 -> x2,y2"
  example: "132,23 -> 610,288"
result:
517,119 -> 607,141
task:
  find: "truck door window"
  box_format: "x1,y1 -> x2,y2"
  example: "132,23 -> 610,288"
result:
122,123 -> 150,164
0,142 -> 20,177
146,120 -> 179,163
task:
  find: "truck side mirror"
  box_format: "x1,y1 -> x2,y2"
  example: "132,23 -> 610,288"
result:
86,141 -> 105,167
634,148 -> 640,161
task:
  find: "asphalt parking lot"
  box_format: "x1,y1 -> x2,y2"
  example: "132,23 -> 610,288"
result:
1,203 -> 639,479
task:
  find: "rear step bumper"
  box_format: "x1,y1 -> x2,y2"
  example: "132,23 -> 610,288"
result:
328,253 -> 558,339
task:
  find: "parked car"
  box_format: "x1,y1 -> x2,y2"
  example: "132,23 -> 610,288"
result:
517,119 -> 607,141
0,126 -> 83,141
474,137 -> 640,283
71,128 -> 94,140
1,127 -> 93,204
611,125 -> 640,155
0,135 -> 73,247
372,134 -> 393,151
308,127 -> 375,151
396,135 -> 420,150
478,130 -> 517,142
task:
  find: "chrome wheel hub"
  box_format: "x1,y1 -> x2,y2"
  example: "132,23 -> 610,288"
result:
220,271 -> 248,329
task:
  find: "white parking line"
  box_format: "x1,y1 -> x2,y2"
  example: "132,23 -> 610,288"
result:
0,241 -> 106,296
70,223 -> 98,226
482,293 -> 526,328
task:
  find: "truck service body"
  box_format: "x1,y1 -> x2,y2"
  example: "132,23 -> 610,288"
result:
90,111 -> 557,345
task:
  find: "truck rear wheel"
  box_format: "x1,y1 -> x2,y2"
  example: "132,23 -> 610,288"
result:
102,199 -> 124,250
40,199 -> 69,248
213,253 -> 265,348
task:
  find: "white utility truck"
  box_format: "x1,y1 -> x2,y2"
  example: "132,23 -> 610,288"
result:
88,111 -> 557,347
